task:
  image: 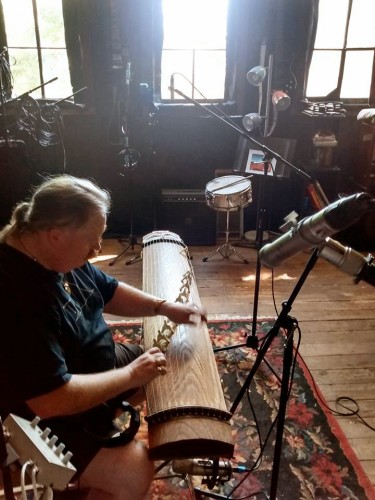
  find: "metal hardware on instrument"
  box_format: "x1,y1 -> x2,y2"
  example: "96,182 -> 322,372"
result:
205,175 -> 252,212
142,230 -> 234,460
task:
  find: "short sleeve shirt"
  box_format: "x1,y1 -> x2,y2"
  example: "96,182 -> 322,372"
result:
0,243 -> 118,418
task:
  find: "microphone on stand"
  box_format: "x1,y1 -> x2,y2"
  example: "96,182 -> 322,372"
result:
169,74 -> 175,99
259,192 -> 375,268
172,458 -> 249,481
125,61 -> 131,87
319,238 -> 375,287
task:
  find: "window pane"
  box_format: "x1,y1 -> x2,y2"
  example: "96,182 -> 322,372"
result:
38,0 -> 66,47
314,0 -> 348,49
2,0 -> 36,47
42,50 -> 71,98
306,50 -> 341,97
9,49 -> 40,97
194,50 -> 226,99
347,0 -> 375,48
162,0 -> 228,49
341,50 -> 374,98
161,50 -> 194,99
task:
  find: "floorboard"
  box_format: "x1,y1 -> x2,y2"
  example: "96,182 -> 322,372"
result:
97,237 -> 375,489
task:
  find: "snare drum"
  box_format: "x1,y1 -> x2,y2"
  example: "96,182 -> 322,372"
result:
205,175 -> 252,212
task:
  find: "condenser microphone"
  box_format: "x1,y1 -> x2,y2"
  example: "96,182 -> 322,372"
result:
170,74 -> 175,99
172,458 -> 249,480
125,61 -> 131,87
319,238 -> 375,287
259,192 -> 374,268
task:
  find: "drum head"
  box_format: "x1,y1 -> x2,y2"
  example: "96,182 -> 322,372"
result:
205,175 -> 252,211
205,175 -> 251,195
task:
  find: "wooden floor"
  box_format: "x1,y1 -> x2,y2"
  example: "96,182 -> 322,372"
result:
97,235 -> 375,489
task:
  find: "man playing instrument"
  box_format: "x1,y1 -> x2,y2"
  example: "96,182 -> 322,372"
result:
0,174 -> 206,499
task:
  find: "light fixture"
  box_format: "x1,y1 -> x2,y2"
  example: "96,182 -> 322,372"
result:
272,90 -> 291,111
243,54 -> 291,137
242,112 -> 262,132
246,66 -> 267,87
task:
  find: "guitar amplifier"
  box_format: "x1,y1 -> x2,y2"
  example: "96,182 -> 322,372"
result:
159,189 -> 216,245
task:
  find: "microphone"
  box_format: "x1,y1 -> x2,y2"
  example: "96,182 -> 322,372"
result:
172,458 -> 249,480
259,192 -> 375,268
125,62 -> 131,87
319,238 -> 375,287
170,73 -> 175,99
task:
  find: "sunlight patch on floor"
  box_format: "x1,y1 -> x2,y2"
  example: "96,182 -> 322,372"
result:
89,254 -> 117,264
241,271 -> 296,282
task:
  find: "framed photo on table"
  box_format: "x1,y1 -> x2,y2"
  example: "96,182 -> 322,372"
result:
233,137 -> 296,178
245,150 -> 276,175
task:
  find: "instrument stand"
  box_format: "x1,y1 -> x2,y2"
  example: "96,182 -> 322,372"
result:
109,167 -> 143,266
203,209 -> 249,263
195,248 -> 320,500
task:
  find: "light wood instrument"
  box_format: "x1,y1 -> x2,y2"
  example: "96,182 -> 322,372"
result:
142,230 -> 234,460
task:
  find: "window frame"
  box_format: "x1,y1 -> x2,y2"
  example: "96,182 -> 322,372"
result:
2,0 -> 70,101
306,0 -> 375,107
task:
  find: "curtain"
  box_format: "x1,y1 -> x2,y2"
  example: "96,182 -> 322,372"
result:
226,0 -> 319,115
62,0 -> 113,113
63,0 -> 163,116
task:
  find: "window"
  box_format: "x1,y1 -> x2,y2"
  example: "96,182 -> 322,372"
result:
161,0 -> 229,101
2,0 -> 70,99
306,0 -> 375,103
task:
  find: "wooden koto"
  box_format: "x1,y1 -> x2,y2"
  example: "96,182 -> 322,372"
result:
142,231 -> 234,460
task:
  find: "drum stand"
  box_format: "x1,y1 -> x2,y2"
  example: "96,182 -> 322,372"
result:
203,209 -> 249,263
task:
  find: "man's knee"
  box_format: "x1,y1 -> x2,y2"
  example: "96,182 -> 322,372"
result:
79,440 -> 154,498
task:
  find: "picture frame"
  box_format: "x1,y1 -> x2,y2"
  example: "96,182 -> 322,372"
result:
245,149 -> 277,175
233,136 -> 297,178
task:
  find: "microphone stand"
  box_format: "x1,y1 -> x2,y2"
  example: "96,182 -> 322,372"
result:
172,87 -> 319,348
194,248 -> 321,500
171,88 -> 331,499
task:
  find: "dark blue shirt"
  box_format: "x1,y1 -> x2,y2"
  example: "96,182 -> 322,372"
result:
0,243 -> 118,418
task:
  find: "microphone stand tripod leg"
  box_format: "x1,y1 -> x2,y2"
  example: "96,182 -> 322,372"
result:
109,241 -> 133,266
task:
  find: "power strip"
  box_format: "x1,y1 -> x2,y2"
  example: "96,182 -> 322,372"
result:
3,413 -> 77,491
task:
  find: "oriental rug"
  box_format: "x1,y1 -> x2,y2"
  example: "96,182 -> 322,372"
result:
108,319 -> 375,500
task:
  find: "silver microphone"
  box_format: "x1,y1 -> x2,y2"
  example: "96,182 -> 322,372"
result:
259,192 -> 374,268
172,458 -> 248,479
170,73 -> 175,99
319,238 -> 375,286
125,62 -> 131,87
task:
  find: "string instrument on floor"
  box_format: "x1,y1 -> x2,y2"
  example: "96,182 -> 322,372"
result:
142,230 -> 234,460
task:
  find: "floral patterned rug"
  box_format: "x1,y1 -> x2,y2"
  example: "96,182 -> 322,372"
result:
109,319 -> 374,500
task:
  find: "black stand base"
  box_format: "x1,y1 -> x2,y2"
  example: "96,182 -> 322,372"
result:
108,235 -> 142,266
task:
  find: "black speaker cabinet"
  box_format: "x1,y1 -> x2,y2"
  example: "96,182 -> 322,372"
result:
159,189 -> 216,245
